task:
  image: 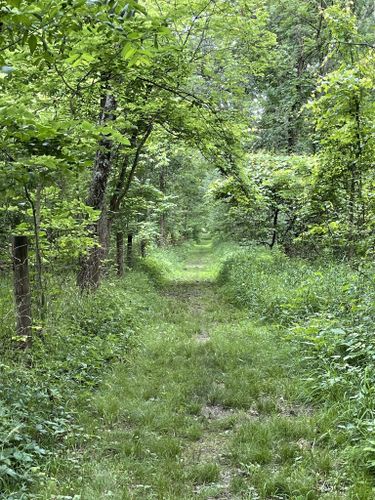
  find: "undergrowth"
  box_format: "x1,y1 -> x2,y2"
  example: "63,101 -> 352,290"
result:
139,241 -> 236,285
0,271 -> 157,498
2,241 -> 375,497
33,242 -> 375,498
219,245 -> 375,474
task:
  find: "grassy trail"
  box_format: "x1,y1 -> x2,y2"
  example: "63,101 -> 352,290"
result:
41,244 -> 359,499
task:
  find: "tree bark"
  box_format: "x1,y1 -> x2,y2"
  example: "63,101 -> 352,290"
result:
116,231 -> 124,277
270,208 -> 279,249
126,233 -> 133,269
287,44 -> 305,153
12,236 -> 32,348
158,165 -> 167,246
25,185 -> 46,319
105,124 -> 153,265
347,94 -> 362,259
78,87 -> 117,290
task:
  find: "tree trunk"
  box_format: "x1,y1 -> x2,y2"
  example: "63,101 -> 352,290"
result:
116,231 -> 124,277
158,166 -> 167,246
287,47 -> 305,153
270,208 -> 279,249
78,88 -> 117,290
126,233 -> 133,269
159,214 -> 166,246
12,236 -> 32,348
25,185 -> 46,319
347,95 -> 362,259
348,167 -> 356,260
105,124 -> 153,265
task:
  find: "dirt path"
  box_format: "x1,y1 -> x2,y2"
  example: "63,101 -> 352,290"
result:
143,247 -> 318,499
167,280 -> 238,499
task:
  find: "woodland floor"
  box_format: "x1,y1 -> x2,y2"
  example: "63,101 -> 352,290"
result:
38,245 -> 359,499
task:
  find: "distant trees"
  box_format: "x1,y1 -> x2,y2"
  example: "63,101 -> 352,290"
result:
210,2 -> 374,259
209,154 -> 313,252
308,5 -> 375,257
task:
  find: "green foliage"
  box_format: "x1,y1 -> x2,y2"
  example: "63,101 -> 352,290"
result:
219,247 -> 357,324
31,243 -> 375,498
137,254 -> 173,287
252,0 -> 330,152
300,5 -> 375,258
219,245 -> 375,473
0,271 -> 158,496
209,153 -> 315,252
306,53 -> 375,256
0,0 -> 374,495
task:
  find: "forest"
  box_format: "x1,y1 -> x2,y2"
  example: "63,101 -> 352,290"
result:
0,0 -> 374,498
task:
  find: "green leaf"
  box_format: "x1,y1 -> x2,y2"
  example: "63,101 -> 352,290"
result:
0,465 -> 18,479
6,0 -> 21,6
121,42 -> 137,61
28,34 -> 37,55
158,26 -> 171,35
128,32 -> 141,40
81,53 -> 95,63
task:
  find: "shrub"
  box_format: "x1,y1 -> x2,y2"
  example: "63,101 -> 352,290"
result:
137,255 -> 173,286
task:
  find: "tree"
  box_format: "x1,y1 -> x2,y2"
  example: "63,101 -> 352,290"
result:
307,5 -> 375,257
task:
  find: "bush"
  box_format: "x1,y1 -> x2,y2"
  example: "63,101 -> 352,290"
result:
136,243 -> 195,285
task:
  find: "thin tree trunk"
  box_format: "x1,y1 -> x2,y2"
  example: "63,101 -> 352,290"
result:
347,94 -> 362,259
287,48 -> 305,153
119,124 -> 154,203
126,233 -> 133,269
105,125 -> 153,265
25,185 -> 46,319
348,168 -> 356,260
158,165 -> 167,246
159,214 -> 166,246
12,236 -> 32,348
116,231 -> 124,277
78,86 -> 117,290
270,208 -> 279,249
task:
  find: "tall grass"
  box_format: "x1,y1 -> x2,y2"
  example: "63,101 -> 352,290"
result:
218,245 -> 375,471
0,270 -> 158,497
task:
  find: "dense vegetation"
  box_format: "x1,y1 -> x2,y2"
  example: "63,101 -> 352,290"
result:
0,0 -> 374,498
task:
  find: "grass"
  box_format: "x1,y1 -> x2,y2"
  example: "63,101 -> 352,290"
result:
0,271 -> 157,498
31,242 -> 375,499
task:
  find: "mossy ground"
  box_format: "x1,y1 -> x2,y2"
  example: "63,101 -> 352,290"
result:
35,244 -> 374,499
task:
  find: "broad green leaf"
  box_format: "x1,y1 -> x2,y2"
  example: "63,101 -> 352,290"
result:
28,34 -> 37,54
121,42 -> 137,61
